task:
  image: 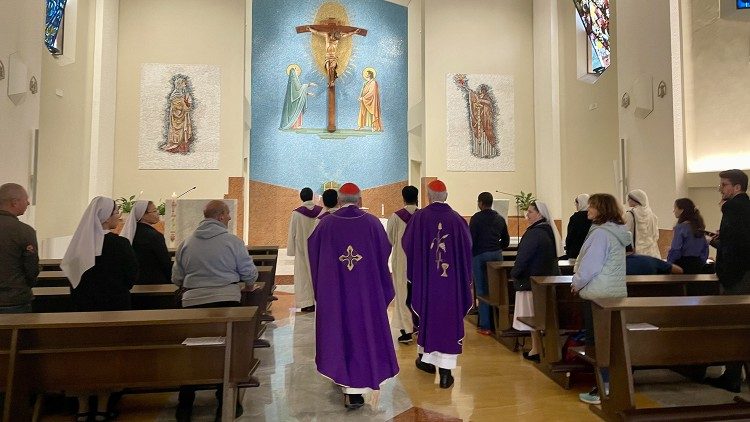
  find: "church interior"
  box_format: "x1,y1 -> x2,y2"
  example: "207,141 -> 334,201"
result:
1,0 -> 750,420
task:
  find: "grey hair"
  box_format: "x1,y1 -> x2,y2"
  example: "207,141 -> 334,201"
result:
0,183 -> 27,205
428,189 -> 448,203
338,193 -> 360,205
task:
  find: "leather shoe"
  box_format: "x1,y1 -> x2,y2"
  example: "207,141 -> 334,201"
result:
523,351 -> 540,363
415,356 -> 436,374
300,305 -> 316,312
344,393 -> 364,409
704,374 -> 741,393
439,368 -> 454,389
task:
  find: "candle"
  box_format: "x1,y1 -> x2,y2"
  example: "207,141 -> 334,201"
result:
381,204 -> 384,216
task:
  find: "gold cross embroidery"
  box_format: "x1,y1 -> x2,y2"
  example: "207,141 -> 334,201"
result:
339,245 -> 363,271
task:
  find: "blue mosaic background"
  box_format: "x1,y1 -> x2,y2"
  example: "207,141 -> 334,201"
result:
250,0 -> 407,191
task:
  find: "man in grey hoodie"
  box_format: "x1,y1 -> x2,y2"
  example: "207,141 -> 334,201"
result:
172,200 -> 258,421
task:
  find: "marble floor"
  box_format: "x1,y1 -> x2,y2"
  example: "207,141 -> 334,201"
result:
40,290 -> 749,421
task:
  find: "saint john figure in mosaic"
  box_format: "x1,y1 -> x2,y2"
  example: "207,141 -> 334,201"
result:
453,74 -> 499,159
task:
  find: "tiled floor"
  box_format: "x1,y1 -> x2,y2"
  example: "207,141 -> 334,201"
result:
40,288 -> 749,421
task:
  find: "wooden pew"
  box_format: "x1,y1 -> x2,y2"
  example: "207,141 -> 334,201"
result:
167,245 -> 279,258
36,266 -> 273,288
477,259 -> 575,350
0,307 -> 259,422
590,296 -> 750,421
39,254 -> 278,272
528,274 -> 720,389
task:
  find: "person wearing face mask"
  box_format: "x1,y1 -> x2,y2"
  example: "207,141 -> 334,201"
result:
120,200 -> 172,284
62,196 -> 138,312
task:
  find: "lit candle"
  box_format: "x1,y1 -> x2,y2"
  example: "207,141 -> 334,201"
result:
381,204 -> 384,216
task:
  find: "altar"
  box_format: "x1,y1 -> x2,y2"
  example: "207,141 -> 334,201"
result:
165,199 -> 238,248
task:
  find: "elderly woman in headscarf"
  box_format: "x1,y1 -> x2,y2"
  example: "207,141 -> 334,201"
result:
120,200 -> 171,284
565,194 -> 592,259
60,196 -> 138,421
624,189 -> 661,258
510,201 -> 563,362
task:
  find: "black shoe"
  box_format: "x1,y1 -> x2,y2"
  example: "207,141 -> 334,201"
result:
175,406 -> 192,422
398,330 -> 413,344
415,355 -> 436,374
344,394 -> 364,409
213,402 -> 244,422
523,351 -> 540,363
704,374 -> 742,393
300,305 -> 316,312
439,368 -> 454,389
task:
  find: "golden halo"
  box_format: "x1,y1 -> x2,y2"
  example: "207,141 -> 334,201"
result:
362,67 -> 376,79
286,64 -> 302,76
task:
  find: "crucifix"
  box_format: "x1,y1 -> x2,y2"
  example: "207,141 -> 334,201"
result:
296,18 -> 367,132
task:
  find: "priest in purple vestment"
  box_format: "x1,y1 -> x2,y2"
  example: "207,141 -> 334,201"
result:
307,182 -> 399,409
402,179 -> 473,389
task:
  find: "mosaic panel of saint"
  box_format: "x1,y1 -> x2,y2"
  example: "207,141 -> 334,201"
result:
161,75 -> 195,154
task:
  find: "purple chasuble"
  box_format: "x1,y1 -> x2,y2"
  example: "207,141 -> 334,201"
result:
395,208 -> 414,224
295,204 -> 323,219
317,211 -> 330,220
307,206 -> 399,389
402,202 -> 473,355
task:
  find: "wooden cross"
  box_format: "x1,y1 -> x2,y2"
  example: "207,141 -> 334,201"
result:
296,19 -> 367,133
339,245 -> 363,271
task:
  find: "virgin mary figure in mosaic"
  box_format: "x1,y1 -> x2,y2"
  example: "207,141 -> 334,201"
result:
162,75 -> 195,154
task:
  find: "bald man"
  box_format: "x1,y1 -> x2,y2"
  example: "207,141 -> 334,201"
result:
171,200 -> 257,420
0,183 -> 38,313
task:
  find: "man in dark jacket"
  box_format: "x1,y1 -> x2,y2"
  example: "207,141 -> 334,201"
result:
469,192 -> 510,335
0,183 -> 38,313
706,169 -> 750,393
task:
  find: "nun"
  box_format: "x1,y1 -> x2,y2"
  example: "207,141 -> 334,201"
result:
60,196 -> 138,421
61,196 -> 138,311
565,194 -> 592,259
120,200 -> 171,284
510,201 -> 563,362
624,189 -> 661,258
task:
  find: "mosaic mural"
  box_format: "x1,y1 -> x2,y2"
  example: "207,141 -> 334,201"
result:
139,63 -> 221,170
446,73 -> 515,172
251,0 -> 407,191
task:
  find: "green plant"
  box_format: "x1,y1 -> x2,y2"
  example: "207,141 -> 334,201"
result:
116,195 -> 136,214
514,191 -> 536,212
157,201 -> 166,216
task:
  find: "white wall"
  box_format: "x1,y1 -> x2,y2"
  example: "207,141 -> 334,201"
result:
423,0 -> 536,216
0,0 -> 43,225
616,0 -> 682,227
36,0 -> 97,239
686,0 -> 750,173
113,0 -> 246,206
557,0 -> 619,229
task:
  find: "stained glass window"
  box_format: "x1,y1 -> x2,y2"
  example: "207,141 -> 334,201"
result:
574,0 -> 610,74
45,0 -> 68,55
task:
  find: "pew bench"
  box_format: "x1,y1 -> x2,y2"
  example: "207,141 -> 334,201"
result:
0,307 -> 259,422
590,296 -> 750,421
528,274 -> 721,389
479,260 -> 575,351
